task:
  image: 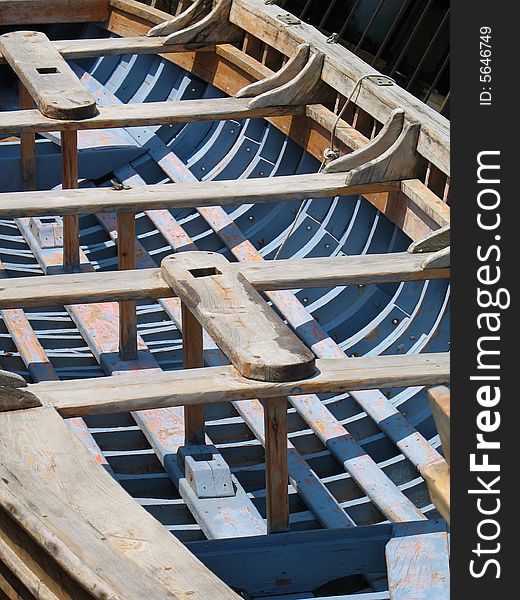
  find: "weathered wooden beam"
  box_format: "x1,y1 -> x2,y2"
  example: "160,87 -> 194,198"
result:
161,252 -> 316,382
18,82 -> 37,192
117,211 -> 138,361
29,352 -> 450,417
428,386 -> 450,464
408,224 -> 450,254
0,97 -> 304,136
61,130 -> 80,270
263,396 -> 289,533
182,302 -> 206,445
0,251 -> 450,310
0,406 -> 241,600
0,0 -> 109,25
0,172 -> 397,218
0,31 -> 97,120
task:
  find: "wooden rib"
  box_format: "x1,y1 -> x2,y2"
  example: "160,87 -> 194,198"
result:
421,246 -> 450,269
147,0 -> 211,37
408,224 -> 450,254
29,353 -> 450,417
18,82 -> 37,191
0,0 -> 109,25
0,97 -> 304,136
0,173 -> 397,218
0,251 -> 450,310
161,252 -> 316,382
263,397 -> 289,533
323,108 -> 404,174
61,131 -> 80,270
0,407 -> 241,600
0,31 -> 97,120
236,43 -> 310,98
117,211 -> 137,361
182,303 -> 205,445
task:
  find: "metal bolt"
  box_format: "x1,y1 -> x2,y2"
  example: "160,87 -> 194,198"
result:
392,318 -> 399,325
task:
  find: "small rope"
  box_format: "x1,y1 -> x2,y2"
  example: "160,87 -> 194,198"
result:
273,73 -> 395,260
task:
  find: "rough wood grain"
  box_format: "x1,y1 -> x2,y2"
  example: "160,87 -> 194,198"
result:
0,31 -> 97,120
0,97 -> 303,136
18,82 -> 37,192
428,386 -> 450,463
147,0 -> 211,37
61,131 -> 80,270
0,386 -> 41,413
263,396 -> 289,533
0,0 -> 109,25
324,109 -> 404,174
0,172 -> 397,218
408,224 -> 450,254
0,251 -> 449,310
423,461 -> 450,525
161,252 -> 316,382
30,352 -> 451,417
117,211 -> 138,360
0,406 -> 240,600
421,246 -> 450,269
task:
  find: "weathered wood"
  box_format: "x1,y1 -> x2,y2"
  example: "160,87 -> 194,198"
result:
0,97 -> 304,136
236,44 -> 310,98
0,406 -> 241,600
161,252 -> 316,382
30,352 -> 450,417
324,109 -> 404,174
0,387 -> 41,413
345,121 -> 425,186
0,370 -> 27,389
263,396 -> 289,533
408,224 -> 450,254
61,130 -> 80,271
0,172 -> 397,218
147,0 -> 211,37
18,82 -> 37,191
421,246 -> 450,269
428,386 -> 450,464
0,0 -> 109,25
423,460 -> 450,525
386,521 -> 450,599
249,52 -> 329,109
118,211 -> 138,360
0,31 -> 97,120
182,302 -> 206,445
0,251 -> 449,310
400,179 -> 450,227
163,0 -> 242,45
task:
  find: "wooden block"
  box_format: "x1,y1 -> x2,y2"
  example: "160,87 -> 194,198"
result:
423,461 -> 450,524
0,386 -> 42,413
0,31 -> 97,120
428,386 -> 450,463
161,252 -> 316,382
0,0 -> 109,25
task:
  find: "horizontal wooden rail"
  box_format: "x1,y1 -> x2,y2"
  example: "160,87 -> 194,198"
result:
0,97 -> 304,136
0,173 -> 397,218
0,0 -> 110,25
30,352 -> 450,417
0,252 -> 449,310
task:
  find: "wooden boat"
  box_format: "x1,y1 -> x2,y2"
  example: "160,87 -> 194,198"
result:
0,1 -> 450,598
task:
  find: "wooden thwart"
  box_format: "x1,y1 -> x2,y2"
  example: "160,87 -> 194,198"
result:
161,252 -> 316,382
29,352 -> 450,417
0,31 -> 97,120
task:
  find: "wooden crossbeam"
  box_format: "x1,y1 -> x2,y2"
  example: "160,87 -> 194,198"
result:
0,97 -> 304,136
0,0 -> 110,25
162,252 -> 315,382
0,173 -> 397,218
0,252 -> 449,310
29,352 -> 450,417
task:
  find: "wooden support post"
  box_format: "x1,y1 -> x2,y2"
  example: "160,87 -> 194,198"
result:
61,130 -> 79,270
263,396 -> 289,533
181,302 -> 205,445
117,212 -> 138,361
18,82 -> 37,191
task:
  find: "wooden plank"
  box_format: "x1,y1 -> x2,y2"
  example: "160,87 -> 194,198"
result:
30,352 -> 450,417
61,131 -> 80,270
0,251 -> 450,310
263,397 -> 289,533
428,386 -> 450,463
0,0 -> 109,25
18,82 -> 37,191
0,97 -> 304,136
386,522 -> 450,599
0,406 -> 241,600
161,252 -> 316,382
182,302 -> 205,445
0,31 -> 97,120
0,172 -> 397,218
400,180 -> 450,227
117,211 -> 137,360
423,460 -> 450,525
